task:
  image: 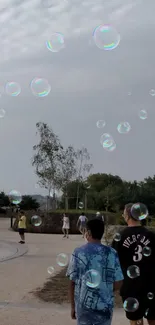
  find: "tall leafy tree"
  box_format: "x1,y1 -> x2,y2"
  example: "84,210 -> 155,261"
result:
32,122 -> 63,211
61,146 -> 77,210
75,146 -> 93,209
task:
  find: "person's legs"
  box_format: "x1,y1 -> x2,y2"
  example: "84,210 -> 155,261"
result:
19,229 -> 25,243
66,229 -> 69,238
62,228 -> 66,237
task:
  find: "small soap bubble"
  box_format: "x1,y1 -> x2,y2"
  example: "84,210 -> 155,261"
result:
142,246 -> 151,257
5,82 -> 21,96
96,120 -> 106,128
139,109 -> 147,120
56,253 -> 69,266
149,89 -> 155,97
85,269 -> 101,288
123,297 -> 139,312
117,122 -> 131,134
31,215 -> 42,227
0,109 -> 5,118
100,133 -> 116,152
83,181 -> 91,189
127,265 -> 140,279
114,233 -> 121,242
47,266 -> 55,275
147,292 -> 154,300
8,190 -> 22,205
79,202 -> 84,209
46,33 -> 65,53
131,203 -> 148,221
93,24 -> 120,50
30,78 -> 51,97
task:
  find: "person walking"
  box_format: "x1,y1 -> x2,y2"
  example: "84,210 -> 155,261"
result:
62,213 -> 70,238
77,212 -> 88,238
112,203 -> 155,325
18,211 -> 26,244
96,211 -> 104,222
66,218 -> 123,325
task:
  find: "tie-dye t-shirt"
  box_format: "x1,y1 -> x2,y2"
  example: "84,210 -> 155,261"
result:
66,243 -> 123,323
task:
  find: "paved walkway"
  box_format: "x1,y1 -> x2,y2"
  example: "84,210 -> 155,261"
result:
0,219 -> 147,325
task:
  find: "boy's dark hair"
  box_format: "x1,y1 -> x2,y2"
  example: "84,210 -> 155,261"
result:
20,210 -> 24,215
86,219 -> 104,240
125,203 -> 134,219
81,212 -> 85,216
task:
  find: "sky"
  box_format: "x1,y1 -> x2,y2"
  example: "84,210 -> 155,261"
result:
0,0 -> 155,195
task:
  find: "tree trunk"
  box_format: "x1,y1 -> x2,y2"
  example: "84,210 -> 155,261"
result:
65,194 -> 68,211
84,192 -> 87,212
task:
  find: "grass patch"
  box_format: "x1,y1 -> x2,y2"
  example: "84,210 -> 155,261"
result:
32,266 -> 123,307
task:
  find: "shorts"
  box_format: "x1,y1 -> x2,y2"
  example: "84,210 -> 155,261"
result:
122,294 -> 155,320
80,222 -> 86,229
18,228 -> 26,235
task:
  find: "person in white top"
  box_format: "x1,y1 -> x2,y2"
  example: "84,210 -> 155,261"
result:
62,213 -> 70,238
77,212 -> 88,238
96,211 -> 104,222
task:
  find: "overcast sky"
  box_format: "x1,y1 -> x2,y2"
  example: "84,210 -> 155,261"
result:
0,0 -> 154,195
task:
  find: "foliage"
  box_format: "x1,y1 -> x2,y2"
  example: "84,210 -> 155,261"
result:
32,122 -> 64,196
19,195 -> 40,211
60,173 -> 155,216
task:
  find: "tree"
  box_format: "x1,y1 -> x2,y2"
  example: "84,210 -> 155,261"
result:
75,146 -> 93,209
0,192 -> 10,207
61,146 -> 77,210
19,195 -> 40,210
32,122 -> 64,211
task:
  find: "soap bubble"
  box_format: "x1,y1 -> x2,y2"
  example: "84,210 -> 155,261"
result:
47,266 -> 54,275
117,122 -> 131,134
0,109 -> 5,118
83,181 -> 91,189
31,215 -> 42,227
30,78 -> 51,97
8,190 -> 22,205
131,203 -> 148,221
142,246 -> 151,257
127,265 -> 140,279
100,133 -> 116,152
56,253 -> 69,266
79,202 -> 84,209
5,82 -> 21,96
149,89 -> 155,96
96,120 -> 106,128
139,110 -> 147,120
46,33 -> 65,53
123,297 -> 139,312
114,233 -> 121,242
147,292 -> 154,300
93,24 -> 120,50
85,269 -> 101,288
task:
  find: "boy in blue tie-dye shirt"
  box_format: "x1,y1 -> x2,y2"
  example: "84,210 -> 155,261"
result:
66,219 -> 124,325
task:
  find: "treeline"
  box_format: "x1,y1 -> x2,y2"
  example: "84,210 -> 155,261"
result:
60,173 -> 155,215
0,193 -> 39,211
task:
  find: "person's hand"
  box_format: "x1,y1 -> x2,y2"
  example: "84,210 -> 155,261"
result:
71,307 -> 76,319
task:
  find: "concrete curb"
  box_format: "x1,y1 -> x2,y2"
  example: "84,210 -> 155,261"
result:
0,240 -> 28,262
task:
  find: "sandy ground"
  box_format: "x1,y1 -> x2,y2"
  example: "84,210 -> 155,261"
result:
0,218 -> 148,325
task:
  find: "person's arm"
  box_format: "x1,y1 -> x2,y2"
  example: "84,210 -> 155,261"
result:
76,217 -> 80,227
66,251 -> 78,319
113,251 -> 124,292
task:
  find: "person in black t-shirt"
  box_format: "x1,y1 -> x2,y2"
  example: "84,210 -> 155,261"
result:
112,203 -> 155,325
